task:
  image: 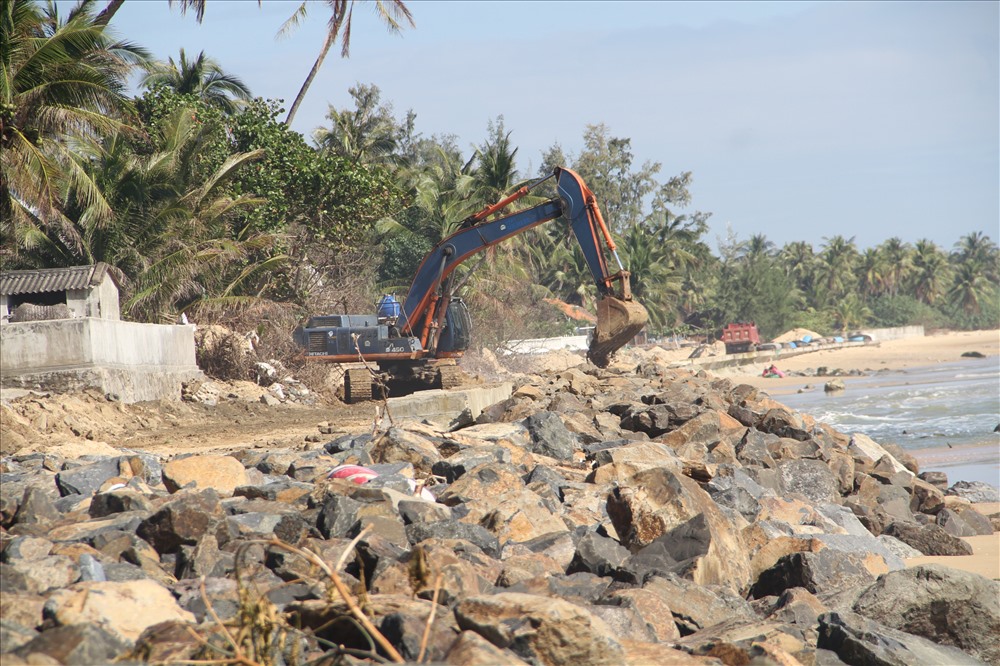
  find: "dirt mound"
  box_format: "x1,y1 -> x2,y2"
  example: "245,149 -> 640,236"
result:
772,327 -> 823,343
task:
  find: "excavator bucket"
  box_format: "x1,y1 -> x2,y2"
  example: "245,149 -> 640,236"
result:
587,295 -> 648,368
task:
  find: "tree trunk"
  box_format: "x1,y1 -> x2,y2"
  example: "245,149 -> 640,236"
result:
94,0 -> 125,26
284,29 -> 335,126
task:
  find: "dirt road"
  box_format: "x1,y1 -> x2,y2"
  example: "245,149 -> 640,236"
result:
1,382 -> 376,459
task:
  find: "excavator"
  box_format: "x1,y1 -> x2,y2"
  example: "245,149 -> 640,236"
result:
293,166 -> 649,402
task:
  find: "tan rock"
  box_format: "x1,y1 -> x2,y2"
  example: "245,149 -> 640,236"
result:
607,588 -> 681,641
45,579 -> 195,644
445,630 -> 530,665
455,592 -> 624,666
161,455 -> 249,496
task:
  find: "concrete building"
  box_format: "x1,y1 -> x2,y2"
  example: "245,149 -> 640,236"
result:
1,264 -> 203,402
1,263 -> 120,323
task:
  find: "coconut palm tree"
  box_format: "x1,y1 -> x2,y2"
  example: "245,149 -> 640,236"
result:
313,83 -> 398,164
95,0 -> 208,26
877,237 -> 911,298
1,0 -> 148,267
140,48 -> 251,113
280,0 -> 414,126
858,247 -> 887,299
946,262 -> 991,315
816,235 -> 859,305
780,241 -> 817,301
910,239 -> 950,305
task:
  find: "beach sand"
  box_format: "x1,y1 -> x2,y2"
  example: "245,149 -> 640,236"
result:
722,328 -> 999,396
905,502 -> 999,580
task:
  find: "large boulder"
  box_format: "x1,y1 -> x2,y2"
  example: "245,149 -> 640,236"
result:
605,467 -> 751,593
43,579 -> 196,645
853,564 -> 1000,665
818,611 -> 984,665
161,455 -> 250,496
455,592 -> 625,666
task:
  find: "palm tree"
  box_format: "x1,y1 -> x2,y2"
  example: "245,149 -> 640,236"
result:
953,232 -> 999,281
910,239 -> 950,305
780,241 -> 816,301
280,0 -> 414,126
1,0 -> 148,267
831,294 -> 872,335
140,48 -> 251,113
95,0 -> 208,26
946,262 -> 990,315
858,247 -> 886,298
313,83 -> 398,165
877,237 -> 911,297
53,107 -> 274,322
816,235 -> 859,305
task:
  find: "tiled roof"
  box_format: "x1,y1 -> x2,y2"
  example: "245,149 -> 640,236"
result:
0,263 -> 116,295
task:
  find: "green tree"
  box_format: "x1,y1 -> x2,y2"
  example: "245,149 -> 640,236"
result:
280,0 -> 414,126
140,48 -> 251,113
877,237 -> 911,298
313,82 -> 400,165
1,0 -> 147,267
815,235 -> 859,306
910,239 -> 950,305
830,294 -> 872,334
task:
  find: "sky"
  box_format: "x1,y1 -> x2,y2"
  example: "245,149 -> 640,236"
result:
107,0 -> 999,253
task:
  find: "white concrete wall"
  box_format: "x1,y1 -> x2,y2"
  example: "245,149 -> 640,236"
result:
858,325 -> 925,342
0,318 -> 201,402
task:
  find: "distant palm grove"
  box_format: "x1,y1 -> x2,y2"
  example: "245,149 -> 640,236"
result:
3,0 -> 997,351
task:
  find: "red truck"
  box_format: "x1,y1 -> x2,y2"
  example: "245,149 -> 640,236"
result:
721,322 -> 760,354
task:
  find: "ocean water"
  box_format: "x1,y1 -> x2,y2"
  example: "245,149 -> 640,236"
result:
774,356 -> 1000,487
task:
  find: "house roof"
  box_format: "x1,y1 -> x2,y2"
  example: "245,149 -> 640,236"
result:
0,263 -> 118,296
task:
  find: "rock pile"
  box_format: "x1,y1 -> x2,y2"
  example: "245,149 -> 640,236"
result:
2,362 -> 998,665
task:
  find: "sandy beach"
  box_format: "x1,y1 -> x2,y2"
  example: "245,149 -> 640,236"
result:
721,328 -> 999,395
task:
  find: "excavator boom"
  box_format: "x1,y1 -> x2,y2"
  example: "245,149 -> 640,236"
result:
397,167 -> 648,366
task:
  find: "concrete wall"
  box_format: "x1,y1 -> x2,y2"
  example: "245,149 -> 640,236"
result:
0,318 -> 202,402
65,274 -> 120,320
858,325 -> 925,342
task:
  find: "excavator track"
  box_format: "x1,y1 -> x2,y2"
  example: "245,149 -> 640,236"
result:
437,365 -> 465,389
344,368 -> 373,404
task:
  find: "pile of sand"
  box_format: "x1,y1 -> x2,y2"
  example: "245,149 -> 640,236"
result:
772,327 -> 823,343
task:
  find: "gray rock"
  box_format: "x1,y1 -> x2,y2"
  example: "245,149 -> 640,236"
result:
642,574 -> 756,635
882,521 -> 974,556
406,521 -> 500,559
135,488 -> 225,555
55,458 -> 122,496
568,531 -> 629,577
89,489 -> 153,518
315,494 -> 361,539
936,507 -> 984,537
705,467 -> 772,521
750,549 -> 878,599
1,536 -> 53,563
432,446 -> 512,483
778,459 -> 841,504
817,611 -> 985,665
947,480 -> 1000,504
14,623 -> 128,665
918,470 -> 948,490
734,429 -> 778,468
0,618 -> 39,652
522,411 -> 578,461
875,534 -> 923,559
12,486 -> 61,526
853,564 -> 1000,665
455,592 -> 625,666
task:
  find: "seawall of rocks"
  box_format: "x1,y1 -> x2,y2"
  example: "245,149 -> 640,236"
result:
2,361 -> 998,665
